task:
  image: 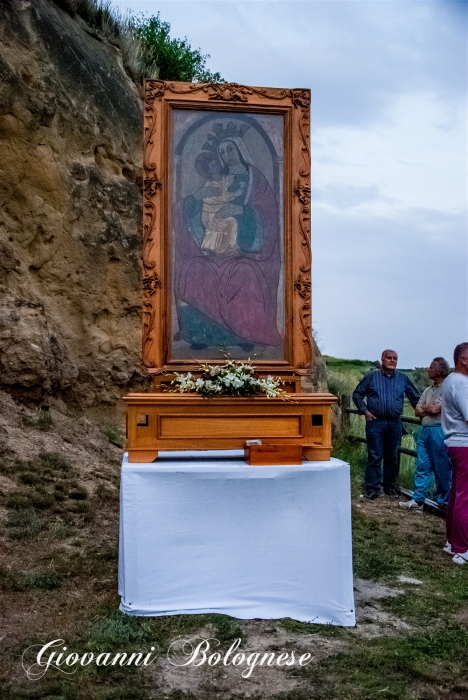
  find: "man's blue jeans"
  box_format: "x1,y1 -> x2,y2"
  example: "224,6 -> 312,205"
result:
413,425 -> 451,506
365,419 -> 402,495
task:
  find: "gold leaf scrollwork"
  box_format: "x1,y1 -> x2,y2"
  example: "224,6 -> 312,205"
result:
143,272 -> 162,296
142,300 -> 156,368
294,274 -> 311,300
292,88 -> 312,369
293,180 -> 311,207
145,80 -> 169,101
203,82 -> 254,102
144,173 -> 162,200
291,89 -> 310,112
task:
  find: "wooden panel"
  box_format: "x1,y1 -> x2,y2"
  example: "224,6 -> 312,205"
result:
124,392 -> 337,461
142,81 -> 312,376
128,450 -> 158,463
159,414 -> 303,439
245,444 -> 303,465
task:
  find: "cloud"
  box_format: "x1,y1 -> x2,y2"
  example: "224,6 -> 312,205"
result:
145,1 -> 467,129
314,183 -> 396,209
313,205 -> 467,366
122,0 -> 467,365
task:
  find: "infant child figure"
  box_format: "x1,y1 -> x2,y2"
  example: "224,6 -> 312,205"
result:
194,152 -> 244,255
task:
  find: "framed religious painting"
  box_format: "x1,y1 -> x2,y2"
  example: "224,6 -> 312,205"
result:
142,81 -> 312,379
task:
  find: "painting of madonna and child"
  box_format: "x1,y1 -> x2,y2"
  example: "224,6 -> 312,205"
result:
170,109 -> 285,362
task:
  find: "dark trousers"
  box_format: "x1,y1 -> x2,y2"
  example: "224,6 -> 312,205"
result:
446,447 -> 468,554
365,419 -> 402,495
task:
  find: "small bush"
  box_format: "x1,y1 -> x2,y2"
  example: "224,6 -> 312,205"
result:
69,501 -> 95,522
35,451 -> 71,473
18,471 -> 40,486
69,486 -> 88,500
94,544 -> 118,561
21,407 -> 53,432
0,566 -> 61,591
29,489 -> 55,509
0,437 -> 14,462
5,508 -> 42,539
132,13 -> 223,82
0,457 -> 28,477
53,484 -> 67,501
203,613 -> 245,645
6,491 -> 32,510
95,483 -> 119,502
87,611 -> 155,650
101,425 -> 122,447
24,569 -> 62,591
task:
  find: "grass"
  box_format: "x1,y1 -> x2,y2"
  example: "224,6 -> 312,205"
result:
0,449 -> 96,525
95,482 -> 119,502
83,610 -> 245,654
1,375 -> 466,700
21,407 -> 53,432
5,507 -> 43,539
100,424 -> 123,447
0,565 -> 62,591
301,624 -> 468,699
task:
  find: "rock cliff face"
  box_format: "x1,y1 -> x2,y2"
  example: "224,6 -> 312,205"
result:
0,0 -> 326,416
0,0 -> 146,413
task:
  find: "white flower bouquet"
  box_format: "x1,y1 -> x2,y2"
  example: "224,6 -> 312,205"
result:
171,359 -> 287,398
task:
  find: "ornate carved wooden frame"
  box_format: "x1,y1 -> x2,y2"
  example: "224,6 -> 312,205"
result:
143,81 -> 312,377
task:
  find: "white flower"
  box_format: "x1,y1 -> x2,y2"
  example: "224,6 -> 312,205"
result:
169,359 -> 284,397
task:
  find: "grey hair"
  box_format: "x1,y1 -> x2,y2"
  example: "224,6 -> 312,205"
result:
454,343 -> 468,366
432,357 -> 450,377
381,349 -> 398,358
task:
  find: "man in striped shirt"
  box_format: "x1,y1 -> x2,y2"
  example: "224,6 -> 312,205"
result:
353,350 -> 420,500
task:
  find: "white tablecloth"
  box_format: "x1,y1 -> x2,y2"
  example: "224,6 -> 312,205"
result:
119,451 -> 355,626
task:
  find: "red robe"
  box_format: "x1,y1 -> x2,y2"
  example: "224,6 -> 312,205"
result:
173,166 -> 282,347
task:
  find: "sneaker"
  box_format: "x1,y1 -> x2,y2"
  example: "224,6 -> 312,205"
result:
452,552 -> 468,565
443,541 -> 453,555
364,492 -> 379,500
399,499 -> 423,510
384,489 -> 398,497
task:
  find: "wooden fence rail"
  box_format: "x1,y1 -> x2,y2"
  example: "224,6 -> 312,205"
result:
339,394 -> 444,515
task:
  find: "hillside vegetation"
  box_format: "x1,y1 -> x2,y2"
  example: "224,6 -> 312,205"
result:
50,0 -> 223,83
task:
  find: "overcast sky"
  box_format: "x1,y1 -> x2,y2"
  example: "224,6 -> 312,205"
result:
119,0 -> 467,367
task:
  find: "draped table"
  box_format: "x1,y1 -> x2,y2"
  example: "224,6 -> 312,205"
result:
119,450 -> 355,626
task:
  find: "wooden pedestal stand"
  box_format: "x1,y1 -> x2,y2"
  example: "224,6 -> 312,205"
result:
124,393 -> 337,463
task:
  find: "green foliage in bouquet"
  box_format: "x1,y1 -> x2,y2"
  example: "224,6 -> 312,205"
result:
171,359 -> 287,398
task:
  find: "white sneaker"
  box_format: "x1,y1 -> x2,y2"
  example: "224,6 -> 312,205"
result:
443,541 -> 453,555
452,552 -> 468,565
398,499 -> 423,510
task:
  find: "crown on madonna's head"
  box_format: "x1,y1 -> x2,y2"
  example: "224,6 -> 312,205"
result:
202,121 -> 250,153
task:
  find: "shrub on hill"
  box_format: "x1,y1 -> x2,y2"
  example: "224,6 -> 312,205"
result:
51,0 -> 223,82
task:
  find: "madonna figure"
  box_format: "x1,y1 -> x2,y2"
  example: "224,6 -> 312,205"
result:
173,123 -> 282,353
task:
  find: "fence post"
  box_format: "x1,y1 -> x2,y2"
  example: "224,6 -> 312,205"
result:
341,394 -> 351,435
